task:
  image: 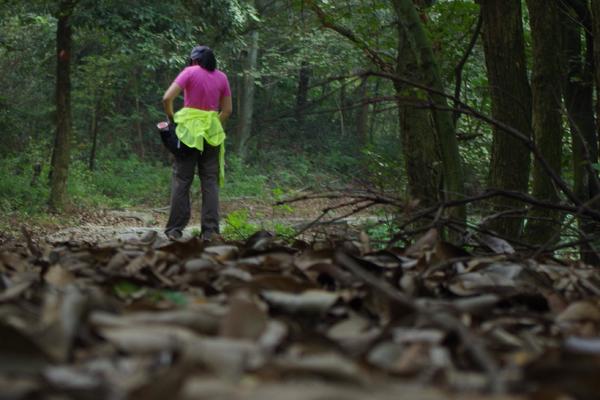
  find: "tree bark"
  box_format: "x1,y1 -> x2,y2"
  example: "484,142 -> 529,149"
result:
392,0 -> 465,224
135,92 -> 145,160
592,0 -> 600,158
234,29 -> 258,160
295,61 -> 311,125
524,0 -> 564,245
478,0 -> 532,238
393,1 -> 440,205
560,3 -> 599,263
88,101 -> 99,171
49,0 -> 77,211
368,78 -> 381,144
306,0 -> 463,225
397,85 -> 440,203
356,76 -> 370,148
338,83 -> 347,137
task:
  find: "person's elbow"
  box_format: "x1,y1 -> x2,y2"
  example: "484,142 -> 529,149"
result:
220,97 -> 233,120
221,107 -> 232,119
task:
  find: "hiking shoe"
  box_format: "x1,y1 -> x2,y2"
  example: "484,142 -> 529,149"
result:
201,231 -> 222,242
165,230 -> 183,240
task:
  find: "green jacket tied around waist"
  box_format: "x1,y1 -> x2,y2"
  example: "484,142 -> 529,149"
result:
174,107 -> 226,186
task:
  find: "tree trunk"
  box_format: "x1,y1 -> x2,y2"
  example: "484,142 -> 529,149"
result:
369,78 -> 380,144
49,0 -> 77,211
134,82 -> 145,160
523,0 -> 564,245
234,29 -> 259,160
338,83 -> 347,138
478,0 -> 532,238
560,4 -> 599,264
392,0 -> 465,225
89,101 -> 99,171
592,0 -> 600,159
393,1 -> 440,206
356,76 -> 370,147
397,85 -> 440,203
296,61 -> 311,125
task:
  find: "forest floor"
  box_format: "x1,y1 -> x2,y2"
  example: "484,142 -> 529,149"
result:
1,192 -> 389,245
1,193 -> 599,400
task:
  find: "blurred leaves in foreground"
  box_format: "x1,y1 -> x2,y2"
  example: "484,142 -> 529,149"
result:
1,228 -> 600,399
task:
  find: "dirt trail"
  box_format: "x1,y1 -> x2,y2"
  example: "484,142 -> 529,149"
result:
40,194 -> 388,244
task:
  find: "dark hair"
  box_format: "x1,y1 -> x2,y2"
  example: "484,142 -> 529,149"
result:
189,46 -> 217,71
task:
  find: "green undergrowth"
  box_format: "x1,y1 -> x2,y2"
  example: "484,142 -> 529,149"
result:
0,136 -> 359,235
221,208 -> 296,241
0,146 -> 171,232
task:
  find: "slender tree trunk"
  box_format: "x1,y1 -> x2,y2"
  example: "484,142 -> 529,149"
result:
135,92 -> 145,160
524,0 -> 564,245
49,0 -> 77,211
89,101 -> 99,171
392,0 -> 465,225
339,83 -> 349,138
234,29 -> 258,160
478,0 -> 532,238
560,5 -> 599,264
369,78 -> 380,144
296,61 -> 311,125
356,76 -> 369,147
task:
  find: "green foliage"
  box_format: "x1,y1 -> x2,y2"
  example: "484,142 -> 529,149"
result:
0,158 -> 50,215
366,222 -> 395,249
272,221 -> 296,238
68,154 -> 171,209
222,209 -> 258,240
0,141 -> 171,218
113,280 -> 187,306
222,207 -> 296,241
362,143 -> 407,192
221,155 -> 268,199
190,227 -> 201,237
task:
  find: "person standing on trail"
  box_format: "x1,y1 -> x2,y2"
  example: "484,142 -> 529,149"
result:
162,45 -> 232,240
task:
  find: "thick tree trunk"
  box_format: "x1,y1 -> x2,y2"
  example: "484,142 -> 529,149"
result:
592,1 -> 600,160
393,2 -> 440,205
560,5 -> 599,264
397,86 -> 440,203
49,0 -> 77,211
478,0 -> 532,238
392,0 -> 465,224
234,29 -> 258,160
524,0 -> 564,245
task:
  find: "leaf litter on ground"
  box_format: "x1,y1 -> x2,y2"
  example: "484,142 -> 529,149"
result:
0,227 -> 599,399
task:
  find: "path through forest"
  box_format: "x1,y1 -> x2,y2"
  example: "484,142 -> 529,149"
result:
41,193 -> 384,244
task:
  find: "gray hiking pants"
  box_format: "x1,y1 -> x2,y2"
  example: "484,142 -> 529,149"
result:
165,142 -> 220,237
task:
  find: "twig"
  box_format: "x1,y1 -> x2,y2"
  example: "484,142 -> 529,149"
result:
335,251 -> 504,393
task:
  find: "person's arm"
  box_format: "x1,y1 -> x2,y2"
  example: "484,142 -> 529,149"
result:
162,82 -> 182,123
219,95 -> 232,125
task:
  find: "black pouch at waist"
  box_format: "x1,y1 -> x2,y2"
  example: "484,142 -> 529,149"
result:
156,121 -> 195,158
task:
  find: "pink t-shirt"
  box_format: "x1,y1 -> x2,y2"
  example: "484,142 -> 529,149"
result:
174,66 -> 231,111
